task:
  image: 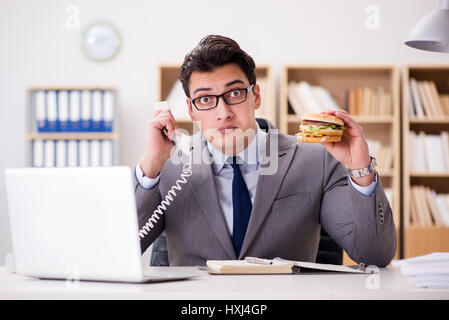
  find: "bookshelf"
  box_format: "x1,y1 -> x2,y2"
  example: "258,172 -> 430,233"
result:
280,65 -> 401,265
158,63 -> 276,135
27,86 -> 120,167
402,65 -> 449,258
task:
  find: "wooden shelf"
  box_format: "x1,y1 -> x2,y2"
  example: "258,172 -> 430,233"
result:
402,64 -> 449,258
27,86 -> 120,167
404,226 -> 449,258
28,132 -> 119,140
287,114 -> 394,124
410,172 -> 449,178
409,117 -> 449,124
280,65 -> 401,262
28,86 -> 117,91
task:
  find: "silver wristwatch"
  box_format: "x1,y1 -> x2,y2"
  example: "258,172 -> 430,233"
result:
348,156 -> 377,178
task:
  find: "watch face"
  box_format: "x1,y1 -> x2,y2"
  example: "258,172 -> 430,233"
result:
82,22 -> 121,62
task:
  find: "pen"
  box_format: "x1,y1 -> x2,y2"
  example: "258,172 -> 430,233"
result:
244,257 -> 273,265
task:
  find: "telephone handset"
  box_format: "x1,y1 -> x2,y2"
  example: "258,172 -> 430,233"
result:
138,102 -> 193,239
155,101 -> 193,156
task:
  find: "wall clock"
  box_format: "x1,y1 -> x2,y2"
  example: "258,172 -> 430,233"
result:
82,22 -> 121,62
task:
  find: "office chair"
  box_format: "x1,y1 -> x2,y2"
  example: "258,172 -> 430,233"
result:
150,228 -> 343,266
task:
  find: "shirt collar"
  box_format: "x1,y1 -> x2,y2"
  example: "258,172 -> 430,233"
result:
205,122 -> 267,175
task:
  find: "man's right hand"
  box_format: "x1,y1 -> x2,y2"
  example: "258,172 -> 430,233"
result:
138,108 -> 180,179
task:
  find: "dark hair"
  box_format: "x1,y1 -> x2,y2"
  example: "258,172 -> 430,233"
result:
180,35 -> 256,98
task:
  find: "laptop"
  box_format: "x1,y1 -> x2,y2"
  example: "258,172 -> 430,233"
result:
4,166 -> 199,283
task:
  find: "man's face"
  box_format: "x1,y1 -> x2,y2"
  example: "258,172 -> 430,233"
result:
187,63 -> 261,155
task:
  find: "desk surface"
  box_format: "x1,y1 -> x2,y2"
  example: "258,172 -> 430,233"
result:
0,266 -> 448,300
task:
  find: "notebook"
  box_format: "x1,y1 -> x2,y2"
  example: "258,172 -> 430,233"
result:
205,257 -> 369,275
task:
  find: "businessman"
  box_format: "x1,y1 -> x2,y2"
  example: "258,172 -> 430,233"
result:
134,35 -> 397,267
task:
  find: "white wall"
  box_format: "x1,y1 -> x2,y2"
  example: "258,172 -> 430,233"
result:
0,0 -> 448,265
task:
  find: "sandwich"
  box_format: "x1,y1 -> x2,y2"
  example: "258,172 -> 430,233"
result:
296,113 -> 345,143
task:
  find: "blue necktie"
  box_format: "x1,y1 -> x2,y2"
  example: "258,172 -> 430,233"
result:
230,156 -> 252,256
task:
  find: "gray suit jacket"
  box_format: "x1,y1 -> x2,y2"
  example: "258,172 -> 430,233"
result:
134,118 -> 397,267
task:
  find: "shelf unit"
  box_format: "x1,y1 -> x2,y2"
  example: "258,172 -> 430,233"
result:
280,65 -> 401,265
158,63 -> 276,135
27,86 -> 120,167
402,65 -> 449,258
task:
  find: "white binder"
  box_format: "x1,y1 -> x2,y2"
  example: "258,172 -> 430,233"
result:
90,140 -> 101,167
101,140 -> 113,166
44,140 -> 55,167
79,140 -> 90,167
32,140 -> 44,167
67,140 -> 78,167
55,140 -> 67,167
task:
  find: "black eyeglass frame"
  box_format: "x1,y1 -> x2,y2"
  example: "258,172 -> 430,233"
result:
189,84 -> 255,111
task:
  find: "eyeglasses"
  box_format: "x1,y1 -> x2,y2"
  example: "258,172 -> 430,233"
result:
190,84 -> 254,111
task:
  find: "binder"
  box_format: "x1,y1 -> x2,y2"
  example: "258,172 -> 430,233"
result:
103,90 -> 114,132
69,90 -> 81,132
90,140 -> 101,167
101,140 -> 113,166
44,140 -> 56,167
79,140 -> 89,167
81,90 -> 92,132
32,140 -> 44,167
67,140 -> 78,167
46,91 -> 58,132
92,90 -> 103,132
34,91 -> 46,132
57,90 -> 69,132
55,140 -> 67,167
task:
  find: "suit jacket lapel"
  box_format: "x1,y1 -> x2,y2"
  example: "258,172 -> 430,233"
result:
187,140 -> 237,260
239,130 -> 298,258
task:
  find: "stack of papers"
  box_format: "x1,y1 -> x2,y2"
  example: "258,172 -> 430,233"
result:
392,252 -> 449,288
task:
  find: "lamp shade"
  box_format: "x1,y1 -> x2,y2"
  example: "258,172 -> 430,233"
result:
405,0 -> 449,53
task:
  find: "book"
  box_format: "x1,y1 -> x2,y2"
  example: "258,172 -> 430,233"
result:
418,82 -> 434,117
424,134 -> 447,173
441,132 -> 449,172
425,187 -> 442,226
287,81 -> 340,117
205,257 -> 369,275
436,194 -> 449,226
409,187 -> 420,226
428,81 -> 444,116
410,78 -> 425,118
206,259 -> 294,274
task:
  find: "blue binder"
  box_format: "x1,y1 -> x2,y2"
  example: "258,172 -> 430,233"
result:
69,90 -> 81,132
57,90 -> 70,132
